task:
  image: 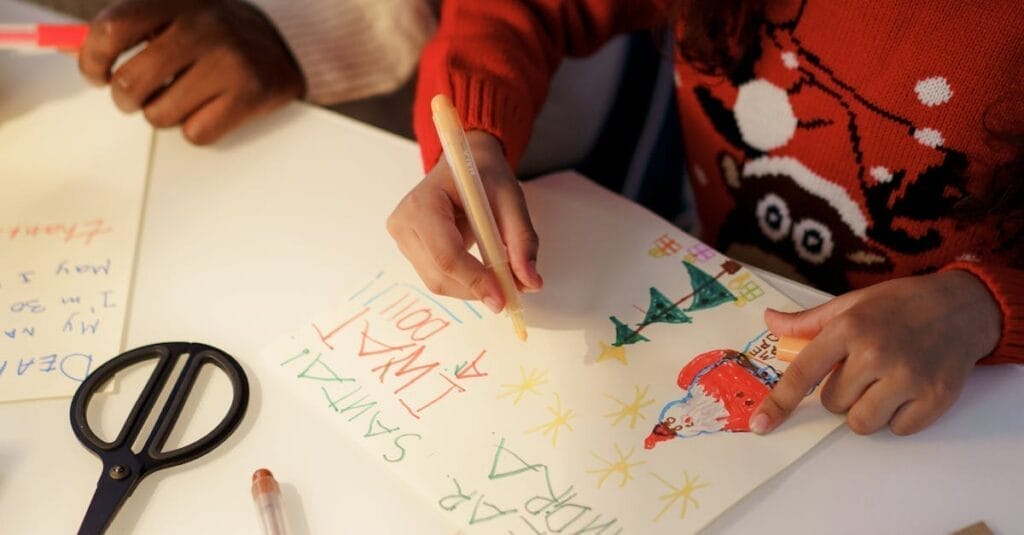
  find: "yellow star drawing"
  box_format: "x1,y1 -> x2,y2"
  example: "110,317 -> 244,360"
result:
586,443 -> 646,488
497,366 -> 549,405
603,385 -> 655,429
650,470 -> 711,521
526,393 -> 575,447
597,340 -> 628,365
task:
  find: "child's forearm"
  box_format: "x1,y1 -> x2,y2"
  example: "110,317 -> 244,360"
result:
251,0 -> 436,105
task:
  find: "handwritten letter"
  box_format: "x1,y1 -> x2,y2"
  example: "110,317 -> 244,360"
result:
0,59 -> 151,402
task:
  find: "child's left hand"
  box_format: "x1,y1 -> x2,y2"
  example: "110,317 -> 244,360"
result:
751,269 -> 1002,436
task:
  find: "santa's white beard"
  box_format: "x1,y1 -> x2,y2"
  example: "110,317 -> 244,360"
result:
673,384 -> 729,437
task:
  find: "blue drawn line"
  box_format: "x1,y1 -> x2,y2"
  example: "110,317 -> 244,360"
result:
462,300 -> 482,319
398,284 -> 462,324
362,283 -> 397,306
740,329 -> 769,354
349,270 -> 385,302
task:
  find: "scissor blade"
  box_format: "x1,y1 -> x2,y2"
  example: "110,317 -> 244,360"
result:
78,467 -> 141,535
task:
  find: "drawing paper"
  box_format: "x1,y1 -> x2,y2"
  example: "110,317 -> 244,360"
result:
263,173 -> 843,533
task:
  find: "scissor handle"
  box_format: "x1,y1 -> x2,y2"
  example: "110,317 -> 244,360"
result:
70,342 -> 249,469
72,342 -> 249,534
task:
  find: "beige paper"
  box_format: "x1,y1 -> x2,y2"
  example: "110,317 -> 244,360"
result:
263,173 -> 843,533
0,52 -> 151,402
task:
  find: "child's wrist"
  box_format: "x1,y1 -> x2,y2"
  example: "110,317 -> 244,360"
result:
938,269 -> 1002,363
465,130 -> 512,175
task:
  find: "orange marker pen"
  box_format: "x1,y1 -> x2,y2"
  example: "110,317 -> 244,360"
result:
775,335 -> 810,362
431,93 -> 528,341
252,468 -> 289,535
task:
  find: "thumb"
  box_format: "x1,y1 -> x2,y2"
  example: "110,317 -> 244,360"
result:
492,180 -> 543,292
764,292 -> 857,339
80,0 -> 171,84
463,130 -> 543,292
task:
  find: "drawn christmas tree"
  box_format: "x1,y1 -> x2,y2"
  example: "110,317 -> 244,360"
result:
607,260 -> 742,350
611,316 -> 650,346
642,288 -> 692,325
682,261 -> 736,312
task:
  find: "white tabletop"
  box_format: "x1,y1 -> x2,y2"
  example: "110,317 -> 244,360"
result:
2,2 -> 1022,533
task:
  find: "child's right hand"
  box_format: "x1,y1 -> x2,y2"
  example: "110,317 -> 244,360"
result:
387,131 -> 543,312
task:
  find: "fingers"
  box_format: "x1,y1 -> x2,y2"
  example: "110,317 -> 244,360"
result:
764,292 -> 858,339
389,133 -> 540,309
750,328 -> 847,434
412,203 -> 505,310
397,234 -> 486,302
819,360 -> 877,414
887,399 -> 948,436
462,130 -> 543,292
80,0 -> 172,85
845,380 -> 913,435
109,21 -> 200,113
887,370 -> 965,435
387,182 -> 504,309
140,56 -> 218,129
80,0 -> 302,144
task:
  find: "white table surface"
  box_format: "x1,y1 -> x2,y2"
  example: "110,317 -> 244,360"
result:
2,2 -> 1022,533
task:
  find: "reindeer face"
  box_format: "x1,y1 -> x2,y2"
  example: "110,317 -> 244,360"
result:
682,10 -> 971,294
716,154 -> 893,293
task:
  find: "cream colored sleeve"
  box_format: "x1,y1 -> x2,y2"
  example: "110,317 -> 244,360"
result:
249,0 -> 436,105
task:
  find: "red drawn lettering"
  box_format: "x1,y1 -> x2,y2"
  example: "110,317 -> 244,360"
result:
411,373 -> 465,414
79,218 -> 112,244
371,345 -> 439,393
398,399 -> 421,420
395,308 -> 451,341
312,307 -> 369,350
358,320 -> 417,357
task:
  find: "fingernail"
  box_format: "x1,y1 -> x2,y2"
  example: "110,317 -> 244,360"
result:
114,75 -> 131,90
526,260 -> 542,287
749,413 -> 771,435
482,296 -> 502,314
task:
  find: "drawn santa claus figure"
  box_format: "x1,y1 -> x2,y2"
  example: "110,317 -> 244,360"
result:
644,349 -> 781,449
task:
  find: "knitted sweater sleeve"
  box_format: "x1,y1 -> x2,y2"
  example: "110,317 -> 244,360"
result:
413,0 -> 669,171
941,261 -> 1024,365
250,0 -> 436,106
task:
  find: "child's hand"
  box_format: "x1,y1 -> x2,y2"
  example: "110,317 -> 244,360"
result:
79,0 -> 304,144
387,131 -> 543,312
751,270 -> 1001,436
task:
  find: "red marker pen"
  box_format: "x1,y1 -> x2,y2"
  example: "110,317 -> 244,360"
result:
0,23 -> 90,50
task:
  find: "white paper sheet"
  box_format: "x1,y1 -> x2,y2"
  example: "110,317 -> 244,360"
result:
263,173 -> 843,533
0,51 -> 151,402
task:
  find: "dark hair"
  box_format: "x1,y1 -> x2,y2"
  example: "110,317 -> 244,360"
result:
673,1 -> 1023,264
960,97 -> 1024,264
673,0 -> 766,77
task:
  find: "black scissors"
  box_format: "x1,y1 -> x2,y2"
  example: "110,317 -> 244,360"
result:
70,342 -> 249,535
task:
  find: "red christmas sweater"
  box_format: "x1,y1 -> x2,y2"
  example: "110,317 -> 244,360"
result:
413,0 -> 1024,364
